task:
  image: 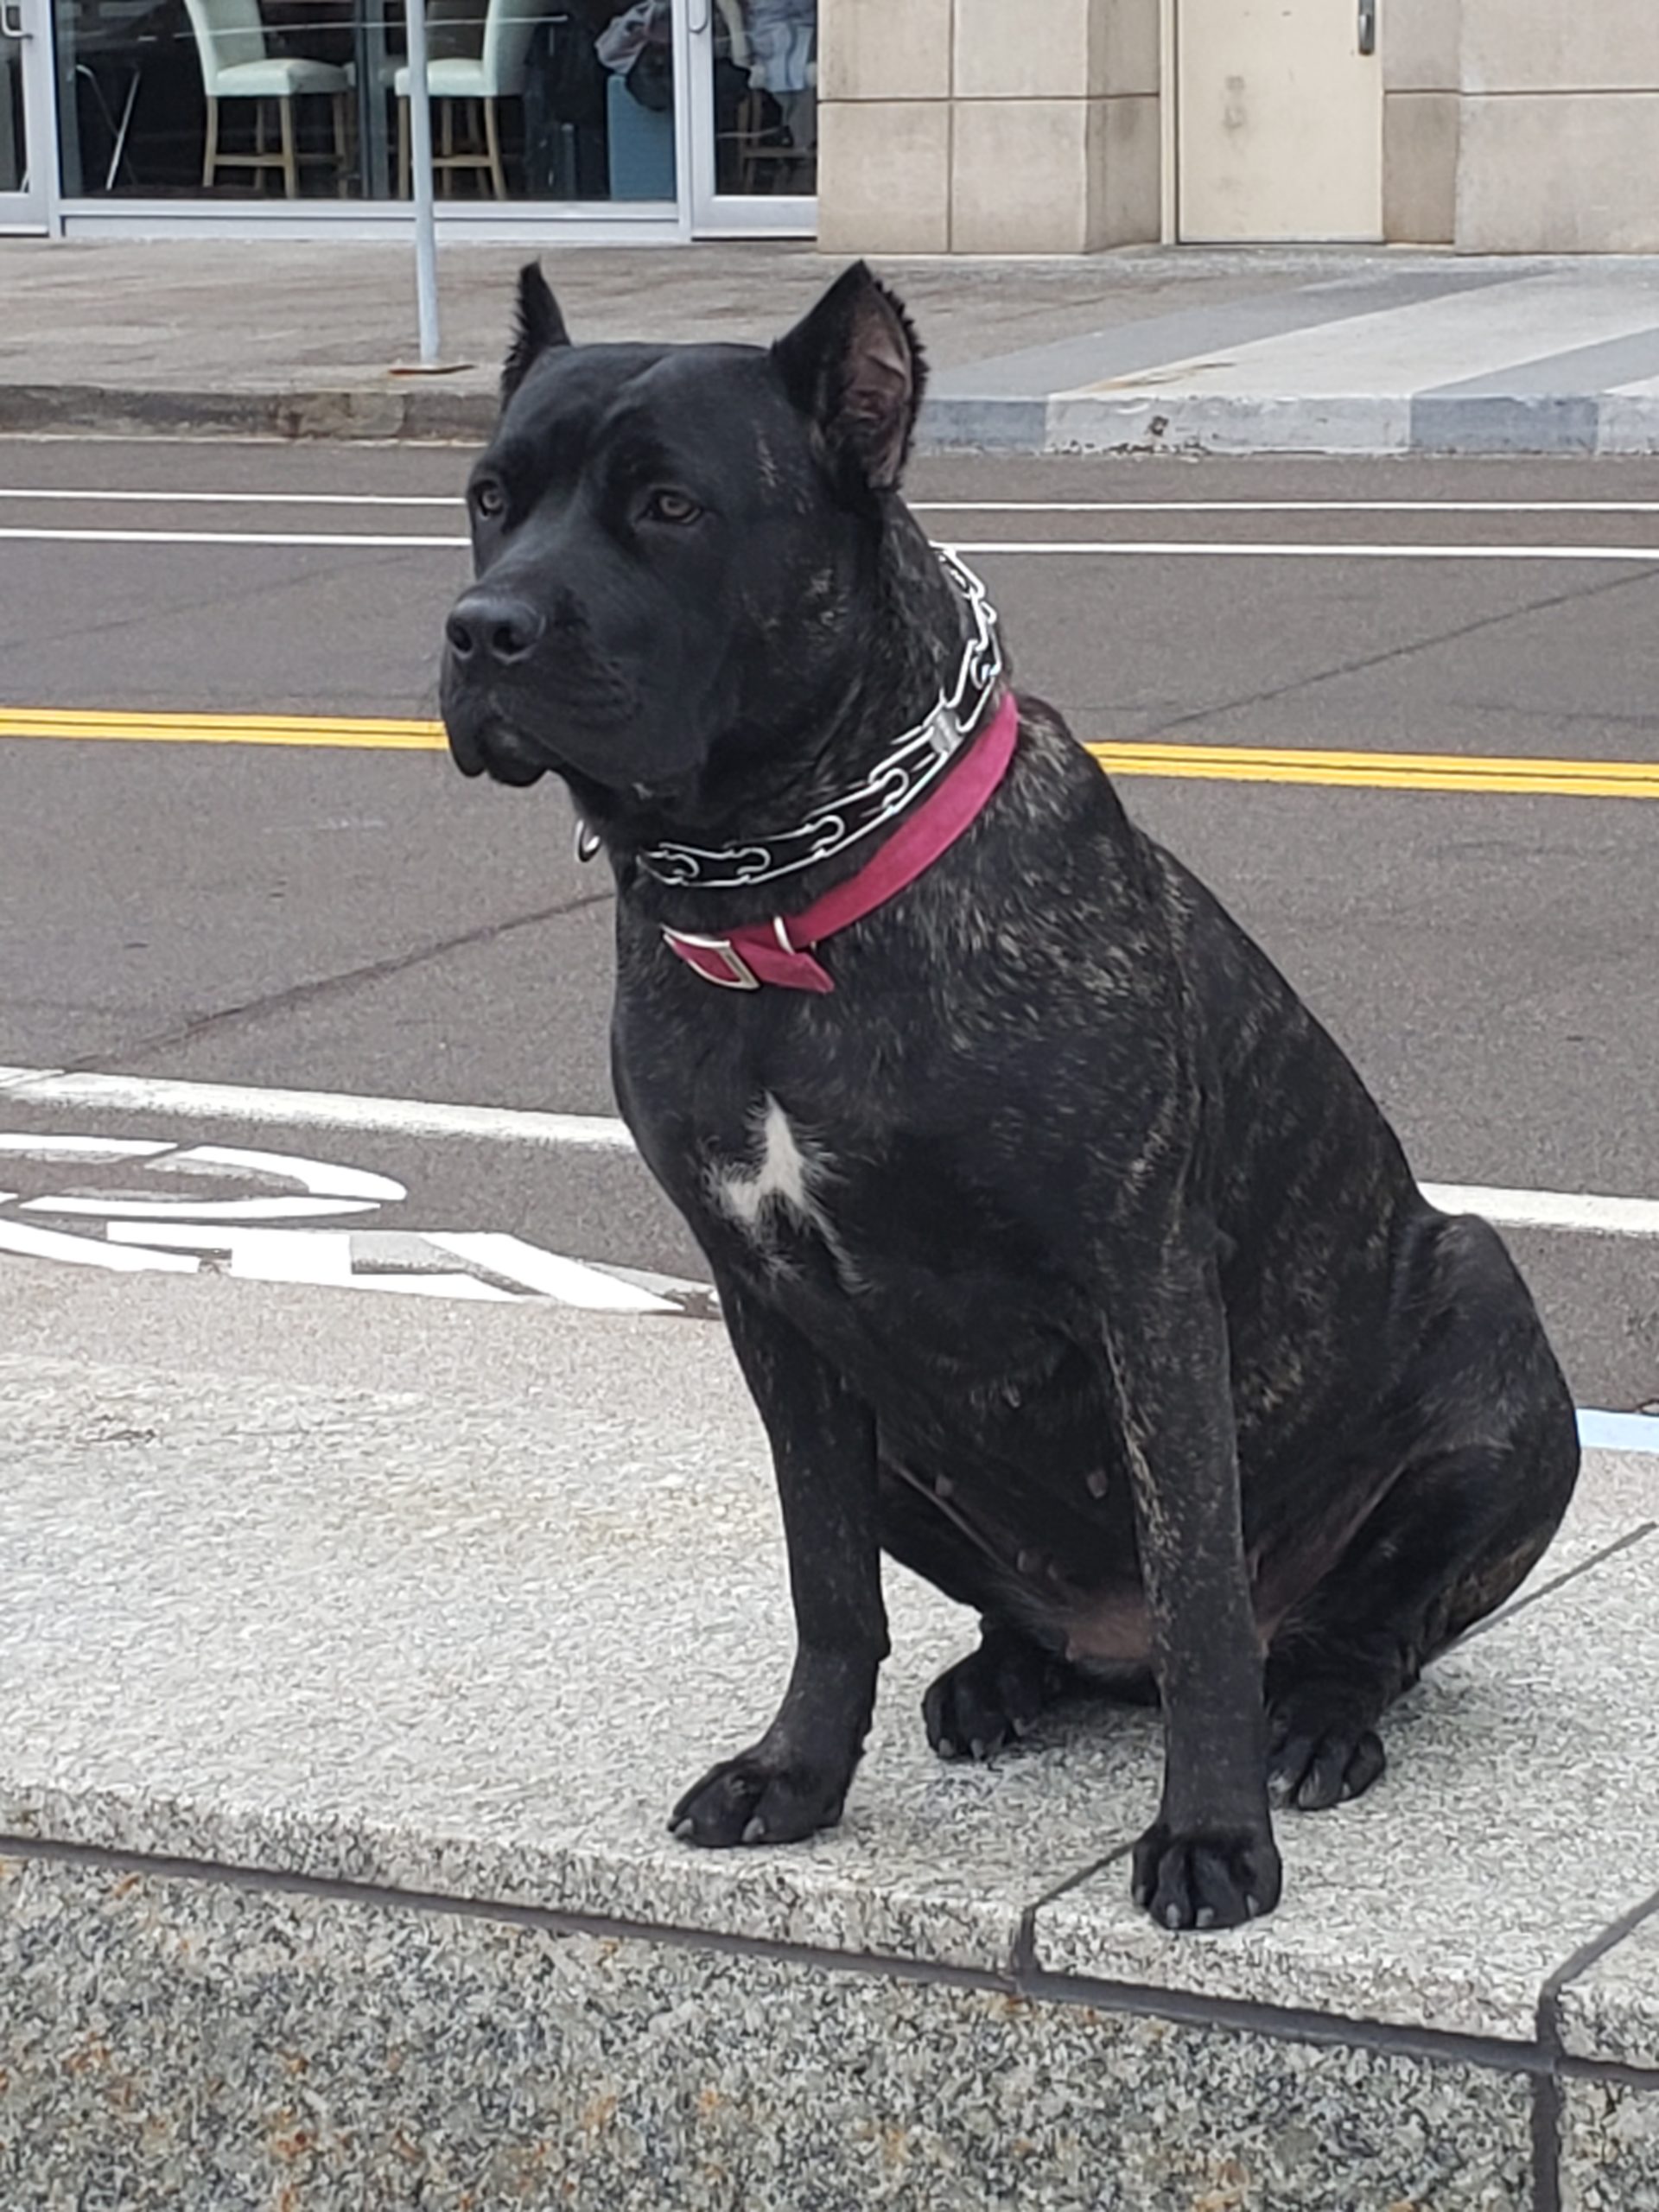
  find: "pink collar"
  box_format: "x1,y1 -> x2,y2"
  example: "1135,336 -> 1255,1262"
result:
660,691 -> 1019,995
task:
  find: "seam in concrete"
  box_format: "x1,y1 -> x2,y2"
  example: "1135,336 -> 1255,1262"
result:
1011,1840 -> 1133,1975
0,1826 -> 1591,2084
0,1829 -> 1020,1997
1461,1522 -> 1659,1644
1532,1883 -> 1659,2212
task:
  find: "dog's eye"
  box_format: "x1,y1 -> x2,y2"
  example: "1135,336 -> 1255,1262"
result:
472,480 -> 506,520
643,489 -> 702,526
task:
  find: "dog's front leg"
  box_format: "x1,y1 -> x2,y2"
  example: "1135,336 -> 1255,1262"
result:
1108,1230 -> 1282,1929
671,1274 -> 888,1848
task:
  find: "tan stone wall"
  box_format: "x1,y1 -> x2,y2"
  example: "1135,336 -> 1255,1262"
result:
817,0 -> 1659,257
818,0 -> 1161,257
1456,0 -> 1659,251
1382,0 -> 1459,244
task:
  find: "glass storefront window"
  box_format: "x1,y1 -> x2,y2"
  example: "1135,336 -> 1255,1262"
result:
48,0 -> 677,200
42,0 -> 814,213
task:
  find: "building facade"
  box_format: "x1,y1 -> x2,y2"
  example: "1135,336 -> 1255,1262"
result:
3,0 -> 1655,249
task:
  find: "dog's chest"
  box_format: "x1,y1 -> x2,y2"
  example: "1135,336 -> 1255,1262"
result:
696,1095 -> 1086,1414
706,1094 -> 855,1278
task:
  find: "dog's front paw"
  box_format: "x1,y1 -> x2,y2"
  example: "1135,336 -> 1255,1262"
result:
669,1750 -> 849,1848
1131,1819 -> 1282,1931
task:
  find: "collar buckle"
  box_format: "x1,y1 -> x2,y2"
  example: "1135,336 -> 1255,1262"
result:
660,926 -> 761,990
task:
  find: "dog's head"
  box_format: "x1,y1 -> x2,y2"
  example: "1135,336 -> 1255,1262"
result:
441,261 -> 931,821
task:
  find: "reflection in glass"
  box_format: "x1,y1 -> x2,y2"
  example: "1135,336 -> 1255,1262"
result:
50,0 -> 678,199
715,0 -> 813,199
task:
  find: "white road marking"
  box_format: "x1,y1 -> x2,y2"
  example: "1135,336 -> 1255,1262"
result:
8,1135 -> 401,1219
422,1232 -> 677,1311
0,1112 -> 680,1308
916,501 -> 1659,516
0,487 -> 461,507
165,1143 -> 404,1203
29,1192 -> 378,1222
102,1222 -> 517,1300
0,525 -> 468,550
6,524 -> 1659,565
0,1134 -> 173,1160
2,1066 -> 1655,1243
945,542 -> 1659,564
1421,1184 -> 1659,1239
8,490 -> 1659,518
0,1217 -> 200,1272
0,1067 -> 636,1150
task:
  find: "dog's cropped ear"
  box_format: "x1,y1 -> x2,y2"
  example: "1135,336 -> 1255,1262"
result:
501,261 -> 571,405
772,262 -> 926,493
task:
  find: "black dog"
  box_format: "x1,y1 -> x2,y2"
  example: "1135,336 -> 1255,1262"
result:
442,262 -> 1580,1929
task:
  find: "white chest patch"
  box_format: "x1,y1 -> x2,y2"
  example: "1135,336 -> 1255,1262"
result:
712,1095 -> 835,1243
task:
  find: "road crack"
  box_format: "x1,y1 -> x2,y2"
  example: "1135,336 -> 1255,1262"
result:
63,885 -> 616,1073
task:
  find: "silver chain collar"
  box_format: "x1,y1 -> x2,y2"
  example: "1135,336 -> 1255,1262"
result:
574,548 -> 1004,891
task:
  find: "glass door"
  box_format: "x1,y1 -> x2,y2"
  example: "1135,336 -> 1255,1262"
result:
1,0 -> 52,227
682,0 -> 813,237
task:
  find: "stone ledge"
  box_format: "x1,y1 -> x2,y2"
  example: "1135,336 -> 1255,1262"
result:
3,1345 -> 1658,2205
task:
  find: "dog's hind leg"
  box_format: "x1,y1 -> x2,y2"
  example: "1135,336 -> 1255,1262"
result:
1265,1214 -> 1580,1813
880,1465 -> 1079,1761
924,1622 -> 1076,1762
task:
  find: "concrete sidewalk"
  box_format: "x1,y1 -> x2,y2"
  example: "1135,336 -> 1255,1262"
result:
3,236 -> 1659,454
3,1262 -> 1659,2207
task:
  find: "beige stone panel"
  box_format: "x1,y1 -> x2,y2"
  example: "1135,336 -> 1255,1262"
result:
1093,93 -> 1161,244
817,101 -> 952,253
1103,0 -> 1160,96
1463,0 -> 1659,93
1384,0 -> 1459,92
1458,94 -> 1659,252
951,98 -> 1090,253
952,0 -> 1098,99
1383,91 -> 1458,242
819,0 -> 952,102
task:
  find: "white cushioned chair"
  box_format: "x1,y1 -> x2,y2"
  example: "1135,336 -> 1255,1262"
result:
181,0 -> 350,198
394,0 -> 542,200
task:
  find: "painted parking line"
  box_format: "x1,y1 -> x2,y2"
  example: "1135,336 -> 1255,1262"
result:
0,1127 -> 683,1310
0,525 -> 468,550
5,1065 -> 1659,1242
8,524 -> 1659,565
9,490 -> 1659,518
0,1067 -> 1653,1448
5,706 -> 1658,800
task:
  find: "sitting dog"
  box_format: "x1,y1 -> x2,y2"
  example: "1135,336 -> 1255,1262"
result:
441,262 -> 1580,1929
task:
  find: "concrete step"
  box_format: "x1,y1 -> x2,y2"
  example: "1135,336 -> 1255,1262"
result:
3,1312 -> 1657,2209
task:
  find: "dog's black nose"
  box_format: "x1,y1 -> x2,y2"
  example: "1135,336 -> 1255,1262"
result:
446,589 -> 545,667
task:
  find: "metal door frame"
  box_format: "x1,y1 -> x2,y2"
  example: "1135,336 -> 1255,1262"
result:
0,0 -> 57,232
677,0 -> 813,238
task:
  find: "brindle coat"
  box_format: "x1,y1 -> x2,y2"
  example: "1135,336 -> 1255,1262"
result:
440,262 -> 1580,1929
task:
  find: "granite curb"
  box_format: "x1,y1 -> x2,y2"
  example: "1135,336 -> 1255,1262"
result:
5,378 -> 1658,455
4,1342 -> 1659,2204
923,390 -> 1659,459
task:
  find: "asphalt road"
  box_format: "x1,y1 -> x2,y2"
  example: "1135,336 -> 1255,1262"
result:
1,435 -> 1655,1413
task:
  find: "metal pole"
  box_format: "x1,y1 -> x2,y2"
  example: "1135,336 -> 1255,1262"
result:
404,0 -> 441,366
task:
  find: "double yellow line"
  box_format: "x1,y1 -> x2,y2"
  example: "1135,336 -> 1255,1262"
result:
4,706 -> 1658,800
1086,740 -> 1659,800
